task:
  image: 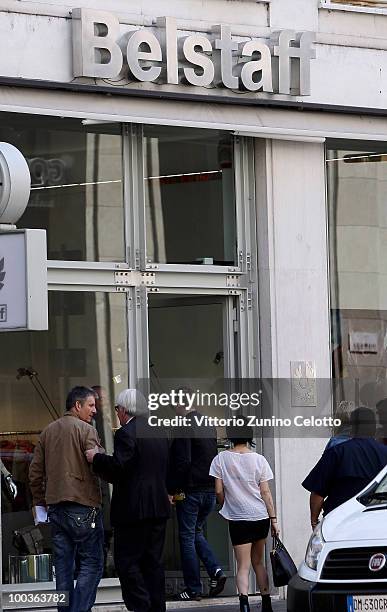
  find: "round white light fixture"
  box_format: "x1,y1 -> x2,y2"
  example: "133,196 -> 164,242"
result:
0,142 -> 31,225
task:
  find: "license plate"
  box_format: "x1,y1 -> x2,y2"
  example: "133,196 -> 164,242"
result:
347,596 -> 387,611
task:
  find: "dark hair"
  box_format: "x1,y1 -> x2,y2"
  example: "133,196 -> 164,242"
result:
226,417 -> 255,447
66,386 -> 96,411
350,407 -> 376,438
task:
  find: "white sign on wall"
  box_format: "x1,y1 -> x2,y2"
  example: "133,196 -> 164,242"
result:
349,331 -> 378,354
0,230 -> 48,331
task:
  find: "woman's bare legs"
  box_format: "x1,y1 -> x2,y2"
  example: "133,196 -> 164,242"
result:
234,543 -> 252,595
251,539 -> 270,595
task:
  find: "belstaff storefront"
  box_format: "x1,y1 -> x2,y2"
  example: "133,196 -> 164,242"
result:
1,0 -> 387,608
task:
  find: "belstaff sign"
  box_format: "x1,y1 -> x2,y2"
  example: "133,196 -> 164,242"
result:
72,9 -> 316,96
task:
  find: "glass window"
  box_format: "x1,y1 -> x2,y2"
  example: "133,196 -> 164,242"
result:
148,294 -> 232,572
0,114 -> 124,262
0,291 -> 128,583
327,143 -> 387,418
144,126 -> 236,265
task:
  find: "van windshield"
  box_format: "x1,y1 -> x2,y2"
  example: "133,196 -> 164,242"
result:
360,473 -> 387,507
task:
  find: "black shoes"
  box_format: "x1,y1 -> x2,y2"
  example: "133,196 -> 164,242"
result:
261,594 -> 274,612
239,594 -> 250,612
175,590 -> 202,601
239,593 -> 273,612
261,594 -> 273,612
209,568 -> 227,597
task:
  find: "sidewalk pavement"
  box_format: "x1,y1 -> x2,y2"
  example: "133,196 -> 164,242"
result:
34,598 -> 287,612
167,597 -> 287,611
92,597 -> 287,611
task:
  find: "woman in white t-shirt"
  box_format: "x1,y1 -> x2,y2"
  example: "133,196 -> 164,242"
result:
209,421 -> 279,612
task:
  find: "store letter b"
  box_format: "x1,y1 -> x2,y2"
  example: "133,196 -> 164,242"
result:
72,8 -> 123,78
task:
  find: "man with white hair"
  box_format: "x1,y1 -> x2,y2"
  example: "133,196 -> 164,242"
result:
86,388 -> 171,612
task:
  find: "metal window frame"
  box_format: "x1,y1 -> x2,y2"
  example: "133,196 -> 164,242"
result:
45,128 -> 260,387
128,286 -> 149,384
234,137 -> 261,379
0,118 -> 261,603
126,123 -> 146,271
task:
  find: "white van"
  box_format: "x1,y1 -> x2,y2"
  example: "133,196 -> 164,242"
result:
287,465 -> 387,612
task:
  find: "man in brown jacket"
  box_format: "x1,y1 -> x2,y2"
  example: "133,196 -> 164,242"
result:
29,386 -> 104,612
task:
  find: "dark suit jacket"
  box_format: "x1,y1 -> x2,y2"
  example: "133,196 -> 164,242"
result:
168,411 -> 217,493
92,416 -> 171,526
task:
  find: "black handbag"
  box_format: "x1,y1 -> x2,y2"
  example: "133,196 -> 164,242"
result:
13,525 -> 44,554
270,535 -> 297,587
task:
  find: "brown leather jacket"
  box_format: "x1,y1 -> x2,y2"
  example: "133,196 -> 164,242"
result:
29,413 -> 102,508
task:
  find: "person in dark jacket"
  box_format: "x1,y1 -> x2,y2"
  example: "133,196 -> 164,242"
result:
169,390 -> 226,601
303,407 -> 387,529
86,389 -> 170,612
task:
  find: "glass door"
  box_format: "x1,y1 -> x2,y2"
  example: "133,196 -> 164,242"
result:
147,292 -> 238,596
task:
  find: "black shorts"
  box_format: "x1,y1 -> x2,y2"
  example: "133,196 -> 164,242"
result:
228,518 -> 270,546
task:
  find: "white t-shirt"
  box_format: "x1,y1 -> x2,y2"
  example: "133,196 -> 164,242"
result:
209,450 -> 273,521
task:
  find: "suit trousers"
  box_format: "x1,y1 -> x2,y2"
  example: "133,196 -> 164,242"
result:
114,519 -> 168,612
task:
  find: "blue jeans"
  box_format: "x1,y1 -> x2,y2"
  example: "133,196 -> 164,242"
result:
176,491 -> 220,595
48,502 -> 104,612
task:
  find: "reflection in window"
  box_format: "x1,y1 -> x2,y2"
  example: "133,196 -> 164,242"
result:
0,114 -> 124,262
144,126 -> 236,265
327,144 -> 387,414
0,291 -> 128,582
148,294 -> 231,571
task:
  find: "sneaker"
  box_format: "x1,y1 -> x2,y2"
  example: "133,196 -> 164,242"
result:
209,568 -> 227,597
175,590 -> 202,601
